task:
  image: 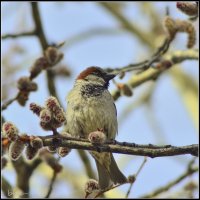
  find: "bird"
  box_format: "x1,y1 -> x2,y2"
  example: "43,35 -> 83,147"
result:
64,66 -> 127,189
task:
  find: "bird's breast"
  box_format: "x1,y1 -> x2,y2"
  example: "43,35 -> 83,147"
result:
66,88 -> 117,139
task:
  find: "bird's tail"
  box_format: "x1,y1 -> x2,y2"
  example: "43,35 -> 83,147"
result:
93,152 -> 127,190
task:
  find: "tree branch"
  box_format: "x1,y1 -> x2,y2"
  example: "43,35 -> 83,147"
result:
106,37 -> 171,74
45,140 -> 198,157
112,49 -> 198,101
125,157 -> 147,198
2,176 -> 13,198
30,2 -> 48,49
29,135 -> 199,158
11,157 -> 42,198
45,157 -> 60,198
30,2 -> 58,98
1,31 -> 36,39
2,2 -> 62,111
1,95 -> 18,111
3,134 -> 198,158
140,159 -> 198,198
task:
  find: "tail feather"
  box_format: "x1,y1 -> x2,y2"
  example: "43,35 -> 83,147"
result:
94,153 -> 127,190
95,160 -> 111,189
109,153 -> 127,184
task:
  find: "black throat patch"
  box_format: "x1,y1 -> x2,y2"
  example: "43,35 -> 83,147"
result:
81,84 -> 106,98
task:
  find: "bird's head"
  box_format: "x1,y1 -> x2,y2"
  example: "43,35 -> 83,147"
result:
76,66 -> 117,88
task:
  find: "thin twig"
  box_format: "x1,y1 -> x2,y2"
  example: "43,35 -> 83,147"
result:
30,2 -> 58,99
140,159 -> 198,198
93,157 -> 147,199
30,2 -> 48,49
112,49 -> 198,101
125,157 -> 147,198
1,95 -> 18,111
1,31 -> 36,39
45,158 -> 60,198
94,182 -> 128,198
106,38 -> 171,74
1,3 -> 62,112
136,157 -> 147,176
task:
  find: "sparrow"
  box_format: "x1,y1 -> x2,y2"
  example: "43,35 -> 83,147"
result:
65,66 -> 127,189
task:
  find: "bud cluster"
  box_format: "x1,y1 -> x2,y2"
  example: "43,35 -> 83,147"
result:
57,132 -> 71,157
16,76 -> 38,106
30,46 -> 63,79
164,16 -> 196,48
85,179 -> 100,198
117,83 -> 133,97
177,2 -> 198,18
9,140 -> 25,161
29,96 -> 66,132
2,122 -> 44,161
2,119 -> 72,163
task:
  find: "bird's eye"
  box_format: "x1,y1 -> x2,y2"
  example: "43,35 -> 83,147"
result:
92,71 -> 102,77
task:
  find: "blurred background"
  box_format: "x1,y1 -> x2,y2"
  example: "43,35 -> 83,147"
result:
1,2 -> 199,198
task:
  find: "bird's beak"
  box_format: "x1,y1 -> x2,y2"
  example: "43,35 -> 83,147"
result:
104,71 -> 118,81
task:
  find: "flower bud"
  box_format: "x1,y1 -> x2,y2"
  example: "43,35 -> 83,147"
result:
30,137 -> 43,149
17,91 -> 29,106
2,122 -> 19,142
175,19 -> 196,48
9,140 -> 25,161
88,131 -> 106,144
29,103 -> 43,116
57,147 -> 71,157
45,96 -> 60,112
127,175 -> 136,183
164,16 -> 177,40
117,83 -> 133,97
154,60 -> 173,70
47,146 -> 57,153
177,2 -> 198,16
85,179 -> 99,198
44,47 -> 63,65
30,57 -> 49,79
40,109 -> 52,123
25,144 -> 39,160
53,108 -> 66,123
40,121 -> 52,131
17,76 -> 37,92
164,16 -> 196,48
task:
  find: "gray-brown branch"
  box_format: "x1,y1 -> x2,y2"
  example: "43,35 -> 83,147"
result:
39,135 -> 198,158
140,158 -> 198,198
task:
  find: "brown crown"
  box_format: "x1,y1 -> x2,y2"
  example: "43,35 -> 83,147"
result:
76,66 -> 100,80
